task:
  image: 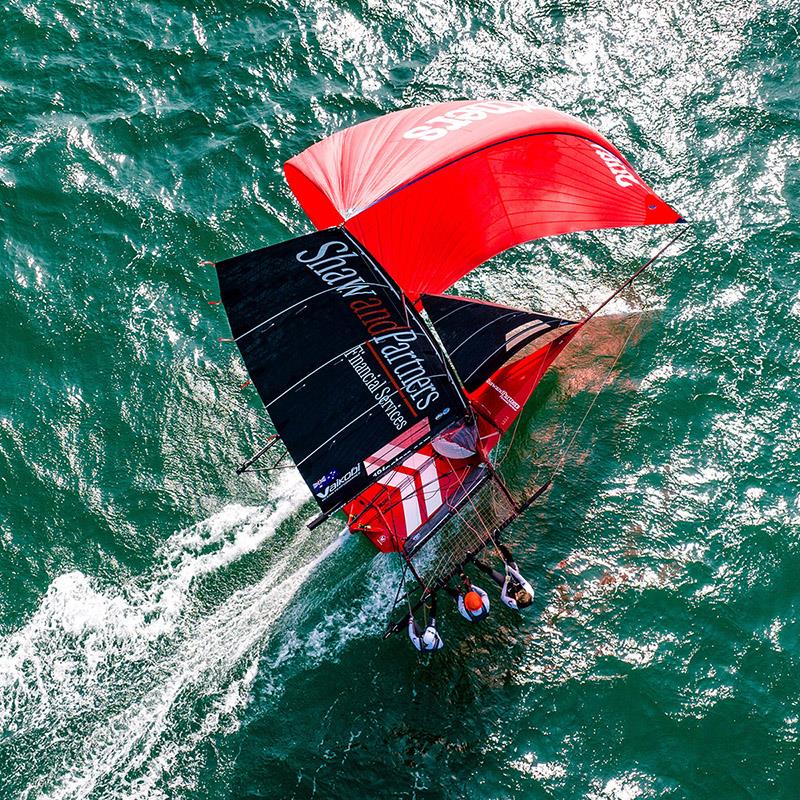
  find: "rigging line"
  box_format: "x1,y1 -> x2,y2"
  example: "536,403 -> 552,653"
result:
400,539 -> 431,595
431,487 -> 504,589
545,226 -> 689,477
444,456 -> 495,547
386,543 -> 414,628
385,498 -> 528,636
478,473 -> 516,566
374,497 -> 428,595
495,334 -> 564,469
494,414 -> 524,471
407,469 -> 491,567
470,398 -> 503,435
390,534 -> 416,624
484,461 -> 520,511
424,484 -> 524,587
580,224 -> 690,326
495,225 -> 688,470
549,308 -> 645,481
386,558 -> 409,621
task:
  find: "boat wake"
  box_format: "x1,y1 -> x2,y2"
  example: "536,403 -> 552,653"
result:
0,471 -> 344,800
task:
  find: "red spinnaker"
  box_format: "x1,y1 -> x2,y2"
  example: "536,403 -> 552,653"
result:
285,100 -> 682,302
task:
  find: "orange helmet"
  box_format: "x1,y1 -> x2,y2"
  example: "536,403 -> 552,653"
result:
464,590 -> 483,613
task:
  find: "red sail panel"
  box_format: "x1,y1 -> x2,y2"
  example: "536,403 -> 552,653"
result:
470,326 -> 583,451
285,101 -> 682,302
344,443 -> 479,553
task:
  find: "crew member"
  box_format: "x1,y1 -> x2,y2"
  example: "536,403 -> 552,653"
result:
445,575 -> 490,622
475,543 -> 534,611
407,594 -> 444,651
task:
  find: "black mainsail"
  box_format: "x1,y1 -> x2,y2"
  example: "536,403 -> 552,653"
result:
216,228 -> 469,513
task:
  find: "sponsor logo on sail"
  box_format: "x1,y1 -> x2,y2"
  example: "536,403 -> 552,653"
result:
372,330 -> 441,411
312,469 -> 338,491
487,378 -> 520,411
314,464 -> 361,500
345,347 -> 409,431
295,239 -> 376,298
402,100 -> 540,142
589,144 -> 642,189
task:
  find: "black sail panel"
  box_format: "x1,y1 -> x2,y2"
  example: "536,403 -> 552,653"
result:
216,229 -> 468,513
421,294 -> 577,392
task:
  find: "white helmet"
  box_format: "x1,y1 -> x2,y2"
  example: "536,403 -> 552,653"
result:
422,627 -> 439,649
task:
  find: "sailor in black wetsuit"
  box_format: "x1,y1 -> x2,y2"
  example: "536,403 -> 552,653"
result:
475,544 -> 534,611
407,594 -> 444,651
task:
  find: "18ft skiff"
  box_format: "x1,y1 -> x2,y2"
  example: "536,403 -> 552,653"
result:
211,100 -> 685,635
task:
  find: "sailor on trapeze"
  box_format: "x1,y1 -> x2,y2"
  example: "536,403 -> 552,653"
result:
444,574 -> 490,622
474,543 -> 534,611
407,594 -> 444,651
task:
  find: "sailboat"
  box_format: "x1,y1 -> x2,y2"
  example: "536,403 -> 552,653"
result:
212,100 -> 685,636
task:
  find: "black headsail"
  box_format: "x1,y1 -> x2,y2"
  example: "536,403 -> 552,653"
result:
420,294 -> 577,392
216,229 -> 469,514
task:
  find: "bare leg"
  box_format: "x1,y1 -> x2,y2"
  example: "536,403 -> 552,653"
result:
426,593 -> 439,628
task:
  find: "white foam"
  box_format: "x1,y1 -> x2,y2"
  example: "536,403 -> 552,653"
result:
298,555 -> 399,664
0,470 -> 344,799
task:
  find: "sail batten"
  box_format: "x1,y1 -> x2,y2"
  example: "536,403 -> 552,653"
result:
421,293 -> 576,393
216,228 -> 469,512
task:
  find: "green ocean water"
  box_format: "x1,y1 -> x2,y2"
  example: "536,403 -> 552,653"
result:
1,1 -> 799,797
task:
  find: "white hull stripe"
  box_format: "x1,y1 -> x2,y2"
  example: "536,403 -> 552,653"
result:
364,418 -> 431,475
401,453 -> 443,517
376,469 -> 422,533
